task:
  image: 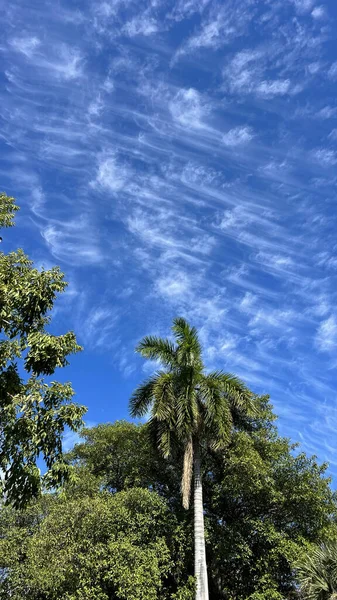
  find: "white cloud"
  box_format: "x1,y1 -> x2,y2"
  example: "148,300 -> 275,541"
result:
223,125 -> 254,146
186,15 -> 229,50
223,49 -> 263,94
49,45 -> 84,80
254,251 -> 295,274
219,206 -> 246,230
18,42 -> 84,80
307,62 -> 322,75
168,0 -> 211,22
92,156 -> 127,191
311,5 -> 327,19
88,94 -> 104,117
169,88 -> 207,128
127,208 -> 176,250
256,79 -> 291,97
329,129 -> 337,140
177,1 -> 255,57
102,76 -> 114,92
155,271 -> 191,301
249,308 -> 295,330
190,234 -> 216,255
41,219 -> 102,266
328,62 -> 337,81
124,15 -> 158,36
239,292 -> 257,313
290,0 -> 315,13
316,316 -> 337,352
316,252 -> 337,270
62,429 -> 82,452
220,334 -> 239,353
80,306 -> 120,349
317,106 -> 337,119
312,148 -> 337,166
10,36 -> 40,57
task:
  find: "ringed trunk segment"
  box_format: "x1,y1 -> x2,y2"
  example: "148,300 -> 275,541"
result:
194,445 -> 209,600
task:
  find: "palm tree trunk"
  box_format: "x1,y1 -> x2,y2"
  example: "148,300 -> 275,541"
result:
194,444 -> 209,600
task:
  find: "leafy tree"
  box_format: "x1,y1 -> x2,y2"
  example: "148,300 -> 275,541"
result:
70,415 -> 337,599
67,420 -> 183,509
129,318 -> 255,600
0,193 -> 86,507
296,542 -> 337,600
0,488 -> 194,600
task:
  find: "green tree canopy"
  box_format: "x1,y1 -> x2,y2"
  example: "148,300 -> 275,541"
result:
1,411 -> 336,599
0,487 -> 194,600
0,193 -> 86,507
68,408 -> 337,600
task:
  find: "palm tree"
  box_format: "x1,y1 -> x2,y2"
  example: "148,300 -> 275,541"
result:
297,542 -> 337,600
129,317 -> 254,600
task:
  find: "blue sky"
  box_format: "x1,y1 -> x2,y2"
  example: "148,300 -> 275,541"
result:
1,0 -> 337,475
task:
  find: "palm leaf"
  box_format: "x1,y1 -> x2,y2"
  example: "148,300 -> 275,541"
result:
219,372 -> 256,416
199,376 -> 233,451
297,542 -> 337,600
152,372 -> 176,423
129,374 -> 158,417
136,336 -> 177,368
147,416 -> 173,458
172,317 -> 202,368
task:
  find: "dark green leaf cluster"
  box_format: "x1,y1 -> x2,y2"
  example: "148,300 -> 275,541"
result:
0,488 -> 193,600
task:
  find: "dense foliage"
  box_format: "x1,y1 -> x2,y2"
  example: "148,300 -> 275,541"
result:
0,488 -> 194,600
0,193 -> 86,506
2,400 -> 336,599
69,411 -> 337,600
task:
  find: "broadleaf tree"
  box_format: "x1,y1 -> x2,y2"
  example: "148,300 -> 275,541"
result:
2,415 -> 337,599
0,487 -> 195,600
0,193 -> 86,507
129,317 -> 255,600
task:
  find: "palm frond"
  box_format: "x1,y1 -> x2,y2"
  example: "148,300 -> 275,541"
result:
152,372 -> 176,423
129,375 -> 158,417
199,376 -> 233,450
136,335 -> 177,368
172,317 -> 191,343
175,386 -> 199,438
147,417 -> 173,458
172,317 -> 202,367
220,372 -> 256,416
297,542 -> 337,600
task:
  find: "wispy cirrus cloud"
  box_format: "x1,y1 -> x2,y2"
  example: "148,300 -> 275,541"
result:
316,316 -> 337,353
10,36 -> 41,57
2,0 -> 337,479
222,126 -> 254,146
169,88 -> 209,128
